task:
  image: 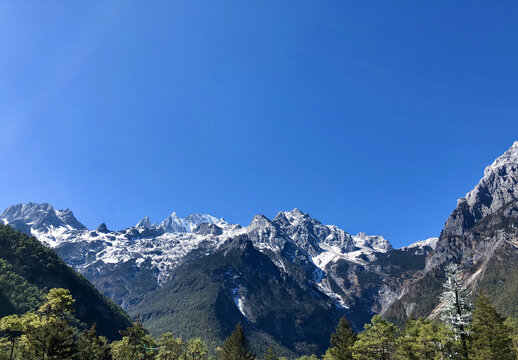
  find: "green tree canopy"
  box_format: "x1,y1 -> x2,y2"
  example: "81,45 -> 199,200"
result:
395,318 -> 455,360
327,317 -> 355,360
157,332 -> 185,360
469,294 -> 516,360
77,324 -> 112,360
263,345 -> 278,360
352,315 -> 398,360
221,323 -> 255,360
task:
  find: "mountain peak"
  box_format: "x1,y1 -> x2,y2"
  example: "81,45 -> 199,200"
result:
136,216 -> 151,228
444,141 -> 518,237
274,208 -> 312,226
96,223 -> 109,233
160,211 -> 219,233
0,202 -> 86,232
352,232 -> 393,253
482,140 -> 518,178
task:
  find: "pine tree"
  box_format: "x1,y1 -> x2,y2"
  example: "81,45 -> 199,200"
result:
77,324 -> 112,360
221,323 -> 255,360
0,314 -> 23,360
187,337 -> 208,360
327,317 -> 355,360
469,294 -> 516,360
504,317 -> 518,355
20,288 -> 78,359
114,315 -> 157,360
157,332 -> 185,360
395,318 -> 455,360
351,315 -> 398,360
264,345 -> 278,360
439,264 -> 471,359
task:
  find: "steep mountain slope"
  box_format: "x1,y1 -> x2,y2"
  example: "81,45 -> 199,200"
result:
130,235 -> 346,356
0,224 -> 131,340
1,203 -> 432,354
385,141 -> 518,322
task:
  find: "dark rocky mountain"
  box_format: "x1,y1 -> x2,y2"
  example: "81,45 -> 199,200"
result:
385,141 -> 518,323
130,234 -> 346,356
0,223 -> 131,340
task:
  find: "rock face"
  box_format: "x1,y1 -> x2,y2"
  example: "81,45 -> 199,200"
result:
440,142 -> 518,238
385,141 -> 518,323
131,234 -> 346,356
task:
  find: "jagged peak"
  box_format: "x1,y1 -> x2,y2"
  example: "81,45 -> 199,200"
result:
352,232 -> 393,252
96,223 -> 109,233
278,208 -> 308,219
136,216 -> 151,228
249,214 -> 274,226
403,237 -> 439,250
160,210 -> 219,233
0,202 -> 86,230
458,140 -> 518,215
483,140 -> 518,177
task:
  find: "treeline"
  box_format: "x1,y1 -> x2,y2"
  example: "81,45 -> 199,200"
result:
2,265 -> 518,359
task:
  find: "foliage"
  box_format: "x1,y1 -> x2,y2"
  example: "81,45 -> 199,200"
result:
77,324 -> 112,360
469,294 -> 516,360
351,315 -> 398,360
157,332 -> 186,360
187,337 -> 208,360
395,318 -> 455,360
504,317 -> 518,356
113,315 -> 158,360
327,317 -> 355,360
0,224 -> 131,340
221,323 -> 255,360
17,289 -> 78,360
264,346 -> 278,360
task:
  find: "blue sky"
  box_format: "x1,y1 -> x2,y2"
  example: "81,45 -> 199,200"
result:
1,1 -> 517,247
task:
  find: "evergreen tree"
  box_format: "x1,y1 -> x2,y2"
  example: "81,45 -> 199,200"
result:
351,315 -> 398,360
113,315 -> 157,360
439,264 -> 471,359
469,294 -> 516,360
77,324 -> 112,360
327,317 -> 355,360
263,345 -> 278,360
504,317 -> 518,356
157,332 -> 186,360
0,314 -> 23,360
20,289 -> 78,359
221,323 -> 255,360
395,318 -> 455,360
187,337 -> 207,360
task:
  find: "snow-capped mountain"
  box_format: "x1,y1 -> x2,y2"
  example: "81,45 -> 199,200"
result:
3,141 -> 518,355
0,202 -> 414,313
0,202 -> 85,232
160,212 -> 220,233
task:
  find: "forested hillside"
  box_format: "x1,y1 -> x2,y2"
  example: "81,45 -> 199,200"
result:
0,224 -> 131,340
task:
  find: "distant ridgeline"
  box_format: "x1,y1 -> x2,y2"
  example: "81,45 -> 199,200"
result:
2,141 -> 518,357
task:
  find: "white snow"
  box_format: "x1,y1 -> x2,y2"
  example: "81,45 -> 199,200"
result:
403,237 -> 439,251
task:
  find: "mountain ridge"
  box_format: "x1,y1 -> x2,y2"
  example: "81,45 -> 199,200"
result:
384,140 -> 518,323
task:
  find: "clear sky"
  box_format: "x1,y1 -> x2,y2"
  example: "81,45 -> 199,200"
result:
1,1 -> 517,247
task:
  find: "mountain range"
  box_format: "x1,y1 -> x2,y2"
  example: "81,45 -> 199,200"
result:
2,141 -> 518,355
